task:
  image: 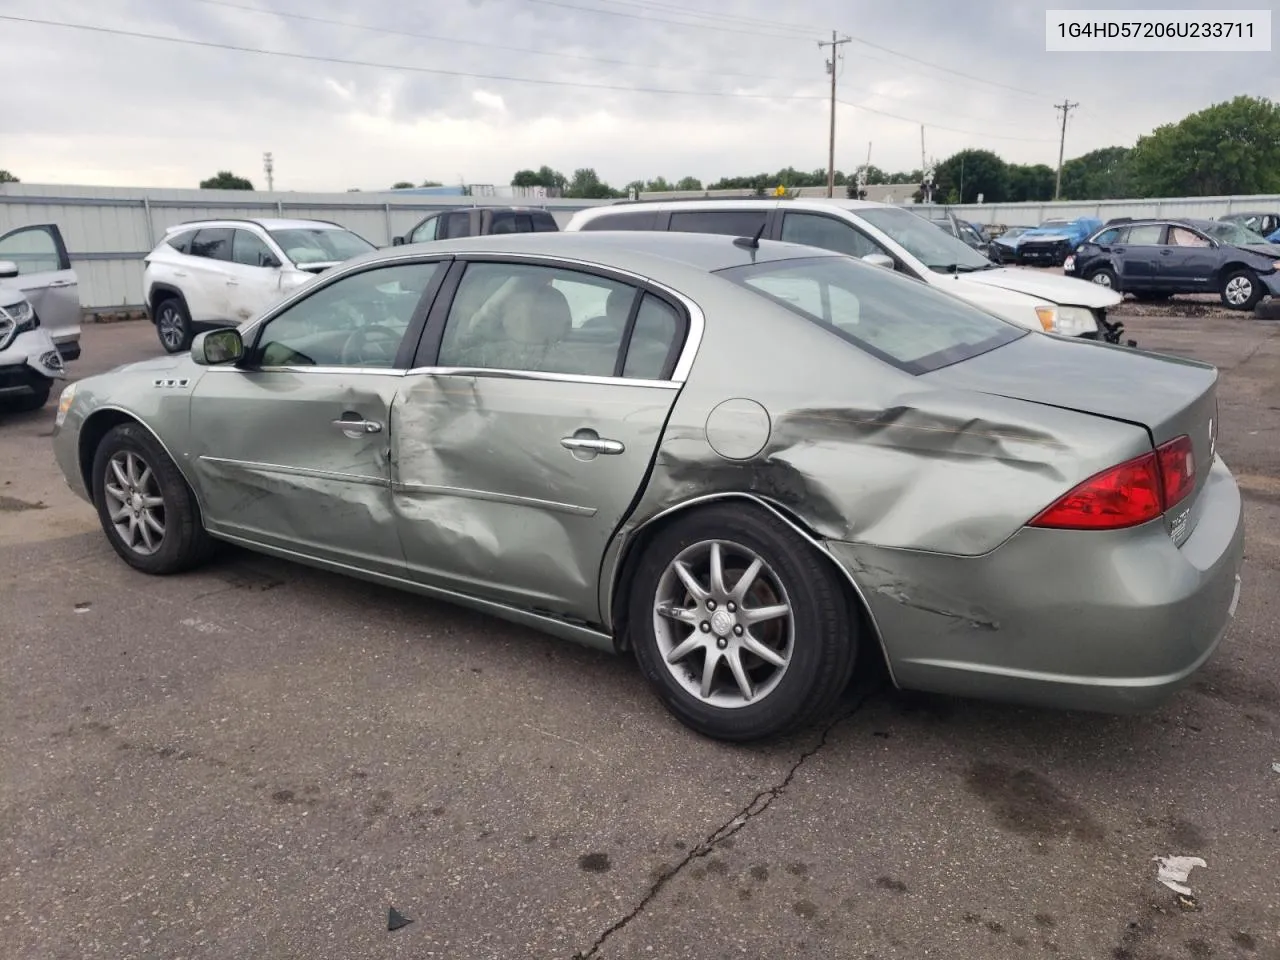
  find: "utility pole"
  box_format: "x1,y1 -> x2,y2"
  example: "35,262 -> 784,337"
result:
1054,100 -> 1078,200
263,151 -> 274,192
819,30 -> 852,198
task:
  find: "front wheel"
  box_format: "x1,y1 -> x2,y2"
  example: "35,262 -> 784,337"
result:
91,422 -> 214,574
1088,266 -> 1117,290
628,504 -> 857,742
1221,268 -> 1262,311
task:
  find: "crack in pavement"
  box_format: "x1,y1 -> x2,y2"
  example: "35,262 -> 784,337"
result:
571,693 -> 869,960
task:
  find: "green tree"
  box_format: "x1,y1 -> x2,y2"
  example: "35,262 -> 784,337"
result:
645,176 -> 674,192
935,149 -> 1007,204
420,180 -> 443,187
511,165 -> 568,192
0,170 -> 18,184
1059,146 -> 1134,200
675,176 -> 703,191
565,167 -> 622,199
1006,163 -> 1056,202
391,181 -> 414,189
199,170 -> 254,190
1129,95 -> 1280,197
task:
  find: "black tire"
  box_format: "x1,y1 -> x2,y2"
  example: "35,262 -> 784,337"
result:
91,422 -> 214,574
1,379 -> 51,413
154,297 -> 193,354
1220,268 -> 1263,311
1087,266 -> 1118,290
628,503 -> 857,742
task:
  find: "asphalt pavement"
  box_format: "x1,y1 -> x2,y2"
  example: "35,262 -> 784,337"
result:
2,314 -> 1278,960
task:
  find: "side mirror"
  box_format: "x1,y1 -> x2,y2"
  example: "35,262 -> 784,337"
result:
261,253 -> 282,269
191,328 -> 244,366
391,236 -> 405,246
0,260 -> 18,279
861,253 -> 894,270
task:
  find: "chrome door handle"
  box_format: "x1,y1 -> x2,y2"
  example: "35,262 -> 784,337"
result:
226,279 -> 240,285
332,418 -> 382,435
561,436 -> 624,455
173,271 -> 187,277
48,279 -> 75,287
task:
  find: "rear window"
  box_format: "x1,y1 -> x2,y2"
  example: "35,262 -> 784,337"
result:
715,255 -> 1026,375
580,211 -> 660,231
268,227 -> 375,265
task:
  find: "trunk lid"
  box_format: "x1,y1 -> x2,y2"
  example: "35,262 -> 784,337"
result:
926,334 -> 1219,539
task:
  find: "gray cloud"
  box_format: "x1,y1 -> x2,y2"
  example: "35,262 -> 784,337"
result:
2,0 -> 1274,190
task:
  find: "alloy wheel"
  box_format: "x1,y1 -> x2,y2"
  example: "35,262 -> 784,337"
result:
1224,275 -> 1253,306
103,450 -> 166,555
157,305 -> 185,350
1091,272 -> 1113,287
651,539 -> 795,708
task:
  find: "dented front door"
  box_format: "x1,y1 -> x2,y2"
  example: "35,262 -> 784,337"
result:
188,368 -> 405,573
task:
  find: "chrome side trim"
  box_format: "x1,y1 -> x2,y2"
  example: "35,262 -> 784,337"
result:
197,456 -> 388,488
205,529 -> 616,654
601,491 -> 898,686
202,365 -> 407,377
392,480 -> 596,517
402,366 -> 680,389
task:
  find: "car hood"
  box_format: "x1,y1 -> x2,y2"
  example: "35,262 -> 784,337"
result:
960,266 -> 1123,308
1228,243 -> 1280,259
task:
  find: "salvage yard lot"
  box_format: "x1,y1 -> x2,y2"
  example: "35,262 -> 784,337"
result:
2,315 -> 1279,960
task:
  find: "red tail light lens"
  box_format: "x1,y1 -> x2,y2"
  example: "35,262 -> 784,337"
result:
1030,452 -> 1163,530
1157,435 -> 1195,509
1030,434 -> 1196,531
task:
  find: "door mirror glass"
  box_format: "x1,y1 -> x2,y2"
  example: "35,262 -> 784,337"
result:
862,253 -> 894,270
191,328 -> 244,365
0,260 -> 17,279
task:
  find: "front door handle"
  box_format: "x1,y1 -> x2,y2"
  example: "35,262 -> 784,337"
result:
561,435 -> 624,455
226,278 -> 240,285
48,279 -> 75,288
332,418 -> 383,435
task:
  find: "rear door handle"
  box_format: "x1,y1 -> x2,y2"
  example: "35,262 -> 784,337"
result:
561,436 -> 624,455
226,279 -> 240,285
332,418 -> 383,435
48,279 -> 75,288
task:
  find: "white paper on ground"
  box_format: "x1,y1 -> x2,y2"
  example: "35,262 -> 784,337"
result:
1153,855 -> 1207,896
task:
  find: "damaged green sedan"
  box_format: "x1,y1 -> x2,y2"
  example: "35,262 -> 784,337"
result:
51,231 -> 1245,741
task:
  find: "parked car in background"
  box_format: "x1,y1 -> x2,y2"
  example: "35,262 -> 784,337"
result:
51,230 -> 1243,741
566,198 -> 1127,342
0,272 -> 65,411
392,206 -> 559,246
1006,217 -> 1105,266
142,218 -> 377,353
1065,217 -> 1280,310
1217,211 -> 1280,244
905,205 -> 994,258
989,225 -> 1036,263
0,222 -> 82,362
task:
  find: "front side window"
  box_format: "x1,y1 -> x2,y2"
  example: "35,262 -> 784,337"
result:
854,207 -> 992,273
443,212 -> 473,239
231,229 -> 278,267
190,228 -> 233,261
0,226 -> 62,274
437,262 -> 667,378
716,255 -> 1024,375
1091,227 -> 1122,245
668,209 -> 768,237
781,212 -> 889,259
1168,226 -> 1211,248
268,227 -> 375,265
408,215 -> 439,244
250,262 -> 441,368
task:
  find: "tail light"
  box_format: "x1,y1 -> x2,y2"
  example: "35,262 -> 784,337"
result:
1029,434 -> 1195,531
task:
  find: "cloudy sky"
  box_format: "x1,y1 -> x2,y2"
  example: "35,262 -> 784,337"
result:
2,0 -> 1275,191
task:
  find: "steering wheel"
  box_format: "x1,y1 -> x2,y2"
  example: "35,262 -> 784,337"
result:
340,323 -> 401,366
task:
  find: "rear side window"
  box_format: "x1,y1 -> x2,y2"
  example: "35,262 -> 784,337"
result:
580,211 -> 660,231
716,255 -> 1025,375
1125,224 -> 1166,245
669,209 -> 767,237
490,212 -> 534,234
622,294 -> 684,380
532,212 -> 559,232
165,230 -> 195,254
190,228 -> 233,261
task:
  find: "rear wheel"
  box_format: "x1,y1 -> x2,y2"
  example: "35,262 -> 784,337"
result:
1221,268 -> 1262,311
91,422 -> 214,574
154,297 -> 193,353
628,503 -> 857,742
1088,266 -> 1117,289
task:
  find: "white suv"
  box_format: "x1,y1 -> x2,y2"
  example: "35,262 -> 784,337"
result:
142,218 -> 377,353
565,198 -> 1128,343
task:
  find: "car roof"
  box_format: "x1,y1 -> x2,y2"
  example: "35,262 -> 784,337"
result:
163,217 -> 348,233
343,230 -> 840,277
575,196 -> 915,217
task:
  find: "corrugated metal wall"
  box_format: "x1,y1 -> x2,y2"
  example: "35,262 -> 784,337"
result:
0,183 -> 609,309
944,195 -> 1280,225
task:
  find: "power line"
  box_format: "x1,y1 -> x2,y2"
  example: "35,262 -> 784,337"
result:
185,0 -> 816,84
0,13 -> 829,100
566,0 -> 825,35
522,0 -> 821,41
838,99 -> 1058,143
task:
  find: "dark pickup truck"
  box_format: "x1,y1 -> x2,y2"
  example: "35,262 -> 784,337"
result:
392,206 -> 560,245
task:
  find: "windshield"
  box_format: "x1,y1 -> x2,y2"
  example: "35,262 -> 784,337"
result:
269,228 -> 376,265
715,255 -> 1025,375
1203,220 -> 1270,246
856,207 -> 994,273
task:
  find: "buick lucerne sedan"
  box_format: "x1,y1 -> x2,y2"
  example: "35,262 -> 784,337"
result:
51,231 -> 1245,741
